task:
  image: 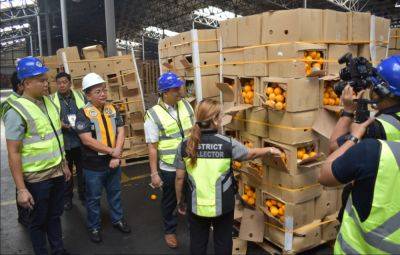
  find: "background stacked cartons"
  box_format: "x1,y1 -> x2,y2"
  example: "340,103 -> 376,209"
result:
41,55 -> 61,94
388,28 -> 400,56
158,29 -> 221,102
55,46 -> 148,161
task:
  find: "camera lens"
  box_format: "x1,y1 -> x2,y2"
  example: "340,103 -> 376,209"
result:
333,81 -> 347,97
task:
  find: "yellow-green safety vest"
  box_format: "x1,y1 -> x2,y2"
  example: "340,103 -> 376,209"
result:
377,112 -> 400,141
145,99 -> 194,165
0,92 -> 20,119
8,96 -> 65,172
52,89 -> 85,112
183,132 -> 236,217
334,140 -> 400,254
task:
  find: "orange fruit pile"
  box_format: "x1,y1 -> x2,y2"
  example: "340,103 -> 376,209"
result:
232,161 -> 242,170
264,84 -> 287,111
297,146 -> 317,162
304,51 -> 324,76
323,84 -> 340,106
265,199 -> 285,223
241,80 -> 255,105
242,185 -> 256,206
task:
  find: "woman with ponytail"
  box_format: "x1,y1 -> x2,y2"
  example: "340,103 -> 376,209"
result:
174,99 -> 280,255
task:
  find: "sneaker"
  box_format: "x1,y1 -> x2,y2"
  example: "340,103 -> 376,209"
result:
89,229 -> 102,243
113,220 -> 131,233
64,201 -> 73,211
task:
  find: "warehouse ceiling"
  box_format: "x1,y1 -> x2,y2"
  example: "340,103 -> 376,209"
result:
1,0 -> 399,56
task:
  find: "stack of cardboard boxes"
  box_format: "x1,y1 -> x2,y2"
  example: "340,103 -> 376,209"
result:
50,46 -> 148,164
157,8 -> 390,253
389,28 -> 400,56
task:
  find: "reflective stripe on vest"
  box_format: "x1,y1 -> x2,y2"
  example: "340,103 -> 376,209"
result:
8,96 -> 64,172
334,140 -> 400,254
377,113 -> 400,141
145,99 -> 194,165
184,134 -> 234,217
83,103 -> 117,150
1,92 -> 20,119
52,89 -> 85,112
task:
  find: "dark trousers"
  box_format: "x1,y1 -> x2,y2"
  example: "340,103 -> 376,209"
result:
16,188 -> 30,226
159,170 -> 178,234
64,147 -> 84,202
188,210 -> 234,255
25,176 -> 65,255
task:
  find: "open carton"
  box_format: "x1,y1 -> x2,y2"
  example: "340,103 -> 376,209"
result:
312,108 -> 340,146
160,58 -> 174,71
121,71 -> 138,90
260,192 -> 316,229
268,43 -> 327,78
320,75 -> 343,113
239,181 -> 259,210
263,139 -> 324,175
261,77 -> 319,113
106,73 -> 122,87
180,52 -> 219,76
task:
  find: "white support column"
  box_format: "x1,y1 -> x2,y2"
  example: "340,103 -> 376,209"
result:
131,48 -> 146,113
61,52 -> 70,74
60,0 -> 69,48
29,35 -> 34,56
191,29 -> 202,103
36,14 -> 43,56
105,0 -> 117,56
218,34 -> 224,133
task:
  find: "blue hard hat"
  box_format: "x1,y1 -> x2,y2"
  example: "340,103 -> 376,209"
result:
376,55 -> 400,97
157,72 -> 184,92
17,56 -> 49,80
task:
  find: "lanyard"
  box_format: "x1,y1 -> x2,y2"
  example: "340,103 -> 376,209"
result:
159,101 -> 185,138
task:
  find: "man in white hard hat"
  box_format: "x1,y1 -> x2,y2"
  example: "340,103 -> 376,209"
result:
75,73 -> 131,243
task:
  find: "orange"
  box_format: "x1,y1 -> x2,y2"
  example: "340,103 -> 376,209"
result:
274,87 -> 283,95
246,91 -> 254,100
323,92 -> 330,99
247,197 -> 255,206
242,194 -> 249,202
299,147 -> 306,154
275,102 -> 283,111
270,206 -> 279,216
247,142 -> 254,148
266,200 -> 272,207
277,202 -> 283,208
242,91 -> 247,98
244,98 -> 251,104
244,85 -> 252,92
297,149 -> 305,159
335,98 -> 340,105
275,94 -> 285,103
305,56 -> 313,64
317,57 -> 324,65
266,100 -> 276,109
282,103 -> 286,110
306,67 -> 312,76
281,205 -> 285,210
150,194 -> 157,200
309,151 -> 317,158
271,200 -> 277,206
265,86 -> 274,95
323,98 -> 330,105
279,216 -> 285,223
278,207 -> 284,216
269,93 -> 276,101
316,52 -> 321,58
247,190 -> 254,198
329,98 -> 335,106
310,51 -> 318,59
244,185 -> 250,192
302,154 -> 310,160
330,91 -> 338,99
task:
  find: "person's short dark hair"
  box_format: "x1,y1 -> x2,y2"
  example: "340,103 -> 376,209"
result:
11,71 -> 21,93
55,72 -> 71,82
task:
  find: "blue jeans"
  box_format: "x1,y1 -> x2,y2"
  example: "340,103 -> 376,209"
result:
84,167 -> 123,230
25,176 -> 65,255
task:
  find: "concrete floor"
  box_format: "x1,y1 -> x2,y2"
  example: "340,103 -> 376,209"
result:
0,119 -> 332,254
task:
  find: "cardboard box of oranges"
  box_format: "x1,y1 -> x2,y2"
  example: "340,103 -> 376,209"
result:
261,193 -> 316,229
268,43 -> 327,78
241,184 -> 258,208
243,107 -> 269,138
263,139 -> 323,174
261,77 -> 319,113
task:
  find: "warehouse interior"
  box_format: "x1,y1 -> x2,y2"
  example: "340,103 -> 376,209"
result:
1,0 -> 400,254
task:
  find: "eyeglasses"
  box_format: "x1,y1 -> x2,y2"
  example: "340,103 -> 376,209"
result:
92,88 -> 108,96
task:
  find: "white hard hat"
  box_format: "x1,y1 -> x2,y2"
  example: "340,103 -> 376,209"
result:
82,73 -> 105,91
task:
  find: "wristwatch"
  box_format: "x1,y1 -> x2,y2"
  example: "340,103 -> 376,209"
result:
346,134 -> 359,144
340,110 -> 355,119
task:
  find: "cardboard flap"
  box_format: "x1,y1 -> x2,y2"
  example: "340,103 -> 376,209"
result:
295,42 -> 327,51
217,82 -> 235,102
221,115 -> 233,126
298,153 -> 325,166
323,105 -> 343,113
232,238 -> 248,255
298,160 -> 325,170
180,55 -> 193,68
224,104 -> 253,115
320,75 -> 340,81
308,69 -> 327,77
312,109 -> 339,139
263,154 -> 288,172
162,62 -> 174,69
239,208 -> 265,242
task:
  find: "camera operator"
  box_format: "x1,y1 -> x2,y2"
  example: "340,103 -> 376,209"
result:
318,55 -> 400,254
329,56 -> 400,222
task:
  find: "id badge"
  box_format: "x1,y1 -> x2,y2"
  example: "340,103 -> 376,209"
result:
67,114 -> 77,127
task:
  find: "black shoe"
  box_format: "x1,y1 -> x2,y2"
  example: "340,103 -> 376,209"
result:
64,201 -> 73,211
113,220 -> 131,233
89,229 -> 102,243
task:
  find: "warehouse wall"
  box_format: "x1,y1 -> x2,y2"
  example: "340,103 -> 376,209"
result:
0,48 -> 28,89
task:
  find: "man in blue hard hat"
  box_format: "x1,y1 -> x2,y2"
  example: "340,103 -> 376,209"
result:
319,55 -> 400,254
4,56 -> 71,255
144,71 -> 194,248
